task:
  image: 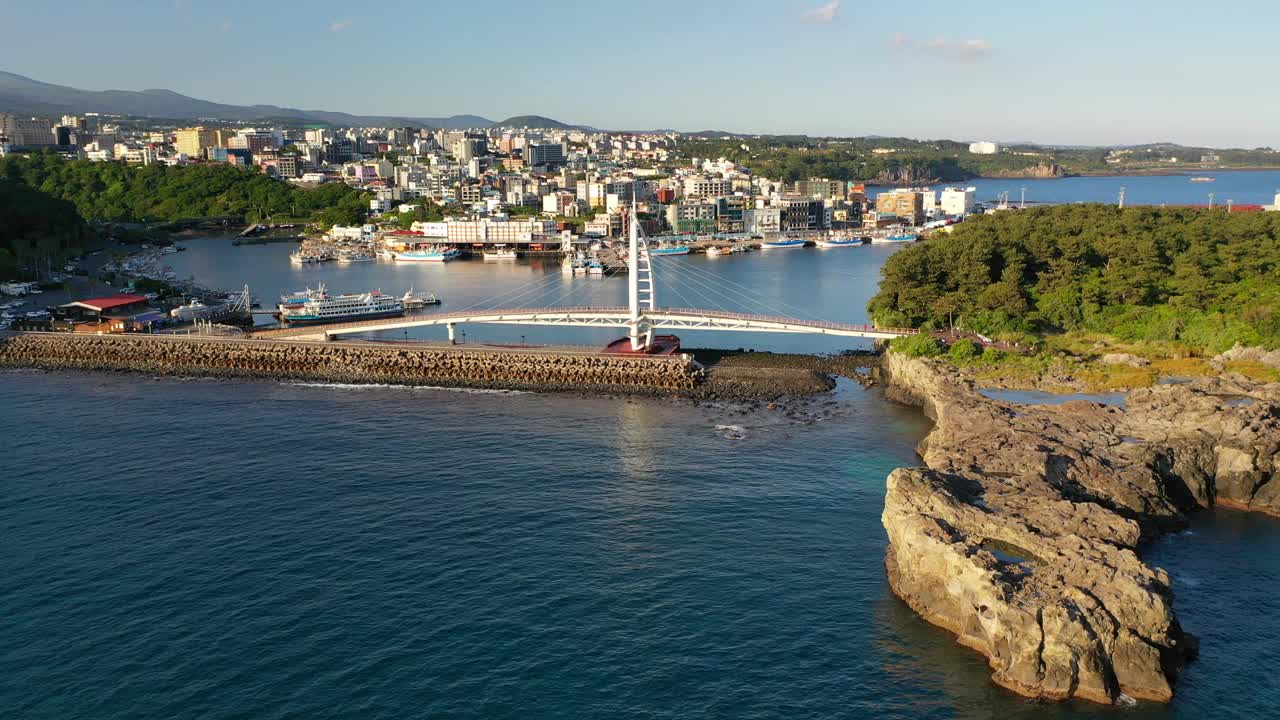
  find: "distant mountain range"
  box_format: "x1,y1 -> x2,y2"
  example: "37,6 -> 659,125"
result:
0,71 -> 580,130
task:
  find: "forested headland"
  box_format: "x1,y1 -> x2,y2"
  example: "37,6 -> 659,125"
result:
0,152 -> 369,226
0,152 -> 370,279
869,205 -> 1280,354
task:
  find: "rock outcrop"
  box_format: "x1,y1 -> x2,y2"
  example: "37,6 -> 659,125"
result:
879,353 -> 1280,704
982,162 -> 1067,179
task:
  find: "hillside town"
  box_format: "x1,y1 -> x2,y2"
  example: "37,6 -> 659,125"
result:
0,111 -> 985,249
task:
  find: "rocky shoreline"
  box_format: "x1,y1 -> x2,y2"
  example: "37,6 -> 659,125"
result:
876,352 -> 1280,704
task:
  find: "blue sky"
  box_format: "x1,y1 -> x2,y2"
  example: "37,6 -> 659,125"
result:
3,0 -> 1276,147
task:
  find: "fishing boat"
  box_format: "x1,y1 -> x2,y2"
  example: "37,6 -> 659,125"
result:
760,238 -> 807,250
816,236 -> 863,248
562,253 -> 590,274
337,250 -> 375,263
393,247 -> 459,262
483,246 -> 518,261
587,259 -> 607,275
289,251 -> 321,264
276,284 -> 405,324
400,287 -> 441,309
649,245 -> 691,256
704,246 -> 726,257
879,232 -> 919,243
1190,176 -> 1216,183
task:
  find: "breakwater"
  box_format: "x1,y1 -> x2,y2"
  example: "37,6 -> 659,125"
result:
0,333 -> 702,395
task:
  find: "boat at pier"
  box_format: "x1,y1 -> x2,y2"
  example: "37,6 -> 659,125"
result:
483,246 -> 518,261
760,239 -> 807,250
277,284 -> 405,324
816,236 -> 864,248
400,287 -> 441,309
649,245 -> 691,256
393,248 -> 460,263
874,232 -> 919,244
705,246 -> 726,257
337,251 -> 375,263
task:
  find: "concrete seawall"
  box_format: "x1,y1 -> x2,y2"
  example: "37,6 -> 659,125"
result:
0,333 -> 703,395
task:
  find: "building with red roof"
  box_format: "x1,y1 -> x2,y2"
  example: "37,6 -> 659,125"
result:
56,295 -> 156,333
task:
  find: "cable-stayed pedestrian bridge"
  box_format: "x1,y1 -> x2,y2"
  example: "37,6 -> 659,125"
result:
255,306 -> 919,342
255,200 -> 921,349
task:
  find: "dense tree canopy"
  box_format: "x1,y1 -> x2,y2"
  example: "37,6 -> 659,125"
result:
0,152 -> 369,226
868,205 -> 1280,351
0,178 -> 95,279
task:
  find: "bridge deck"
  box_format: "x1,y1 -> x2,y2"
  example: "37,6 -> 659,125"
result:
252,306 -> 920,342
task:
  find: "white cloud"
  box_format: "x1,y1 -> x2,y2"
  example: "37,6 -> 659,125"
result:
329,18 -> 352,32
892,33 -> 993,61
801,1 -> 840,23
218,19 -> 234,33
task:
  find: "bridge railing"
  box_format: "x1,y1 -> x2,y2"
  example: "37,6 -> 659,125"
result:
257,305 -> 922,338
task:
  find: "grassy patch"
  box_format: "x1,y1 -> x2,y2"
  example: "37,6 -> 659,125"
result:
1225,360 -> 1280,382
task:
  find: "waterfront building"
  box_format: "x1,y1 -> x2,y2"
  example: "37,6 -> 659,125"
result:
780,198 -> 829,232
745,206 -> 781,234
666,202 -> 717,233
715,196 -> 747,234
875,189 -> 926,226
968,141 -> 1000,154
54,295 -> 155,333
939,186 -> 978,216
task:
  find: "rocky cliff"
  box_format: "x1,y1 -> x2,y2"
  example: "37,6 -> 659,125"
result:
878,353 -> 1280,704
981,162 -> 1067,179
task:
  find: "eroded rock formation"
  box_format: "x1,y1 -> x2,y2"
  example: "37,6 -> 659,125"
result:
879,353 -> 1280,704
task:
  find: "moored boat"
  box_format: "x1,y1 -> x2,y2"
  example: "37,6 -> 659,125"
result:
276,283 -> 405,324
649,245 -> 691,256
760,238 -> 807,250
393,247 -> 459,262
483,246 -> 518,260
400,287 -> 441,309
816,236 -> 863,248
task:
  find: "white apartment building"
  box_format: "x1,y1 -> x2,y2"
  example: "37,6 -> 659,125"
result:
939,187 -> 978,216
682,176 -> 733,198
968,141 -> 1000,155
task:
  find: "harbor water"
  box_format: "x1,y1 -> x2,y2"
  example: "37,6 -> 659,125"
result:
5,172 -> 1280,718
937,169 -> 1280,208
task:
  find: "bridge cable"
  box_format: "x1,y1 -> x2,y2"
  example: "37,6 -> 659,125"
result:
646,257 -> 738,313
462,271 -> 567,312
650,256 -> 821,321
665,256 -> 833,322
654,256 -> 834,323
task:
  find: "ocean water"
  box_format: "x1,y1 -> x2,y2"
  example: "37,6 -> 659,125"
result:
932,169 -> 1280,208
6,196 -> 1280,718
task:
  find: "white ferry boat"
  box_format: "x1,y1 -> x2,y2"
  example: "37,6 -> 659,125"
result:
276,284 -> 405,324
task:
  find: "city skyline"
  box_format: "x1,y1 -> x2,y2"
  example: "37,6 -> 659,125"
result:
3,0 -> 1279,147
